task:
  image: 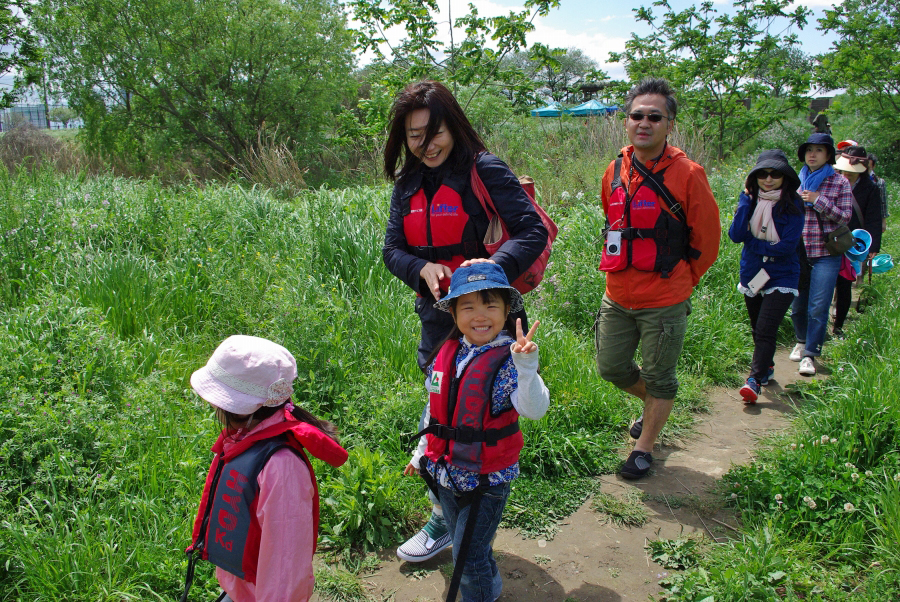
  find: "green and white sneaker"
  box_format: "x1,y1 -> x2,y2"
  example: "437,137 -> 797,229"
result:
396,514 -> 451,562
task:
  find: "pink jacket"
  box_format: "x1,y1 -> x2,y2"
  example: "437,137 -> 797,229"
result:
217,412 -> 316,602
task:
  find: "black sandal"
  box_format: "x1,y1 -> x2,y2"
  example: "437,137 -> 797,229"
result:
620,450 -> 653,479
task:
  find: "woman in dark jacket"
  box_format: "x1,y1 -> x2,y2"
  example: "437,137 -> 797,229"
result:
382,80 -> 547,371
382,80 -> 547,566
728,150 -> 805,403
833,145 -> 882,335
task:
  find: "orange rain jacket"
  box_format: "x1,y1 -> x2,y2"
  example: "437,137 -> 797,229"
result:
600,145 -> 721,309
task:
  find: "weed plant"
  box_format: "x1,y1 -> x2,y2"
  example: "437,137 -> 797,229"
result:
0,136 -> 894,598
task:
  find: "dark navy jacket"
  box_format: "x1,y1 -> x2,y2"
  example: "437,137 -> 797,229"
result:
383,151 -> 548,296
728,192 -> 805,293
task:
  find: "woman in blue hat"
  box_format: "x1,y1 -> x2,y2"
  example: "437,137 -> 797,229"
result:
728,150 -> 804,402
833,145 -> 882,336
790,133 -> 854,377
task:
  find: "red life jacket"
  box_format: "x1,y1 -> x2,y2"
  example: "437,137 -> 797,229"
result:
403,184 -> 483,293
187,411 -> 348,584
422,340 -> 523,474
600,156 -> 700,278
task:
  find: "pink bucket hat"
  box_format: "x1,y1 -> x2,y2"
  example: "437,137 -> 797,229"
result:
190,335 -> 297,415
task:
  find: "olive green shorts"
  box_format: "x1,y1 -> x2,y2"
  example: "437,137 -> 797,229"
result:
593,294 -> 691,400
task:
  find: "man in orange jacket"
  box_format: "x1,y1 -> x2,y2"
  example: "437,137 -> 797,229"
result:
595,77 -> 721,479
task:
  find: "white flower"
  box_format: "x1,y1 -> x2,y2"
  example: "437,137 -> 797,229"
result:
807,500 -> 817,509
775,494 -> 783,501
731,493 -> 738,499
894,474 -> 900,482
576,191 -> 584,200
865,471 -> 873,477
845,431 -> 852,436
821,434 -> 829,442
831,438 -> 838,444
845,463 -> 854,469
561,191 -> 571,200
844,503 -> 855,512
803,496 -> 812,503
852,473 -> 859,481
790,443 -> 797,450
799,443 -> 804,448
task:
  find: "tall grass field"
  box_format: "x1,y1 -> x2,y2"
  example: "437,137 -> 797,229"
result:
0,138 -> 898,600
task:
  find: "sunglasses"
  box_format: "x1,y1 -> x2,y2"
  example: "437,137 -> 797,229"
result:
757,170 -> 784,179
627,112 -> 670,123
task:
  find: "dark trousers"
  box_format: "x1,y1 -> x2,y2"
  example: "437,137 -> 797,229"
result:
744,290 -> 794,381
833,275 -> 853,331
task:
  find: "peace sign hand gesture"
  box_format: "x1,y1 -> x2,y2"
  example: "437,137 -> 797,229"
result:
511,318 -> 539,354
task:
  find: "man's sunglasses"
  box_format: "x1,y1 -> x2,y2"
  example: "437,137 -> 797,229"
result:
627,112 -> 670,123
757,170 -> 784,179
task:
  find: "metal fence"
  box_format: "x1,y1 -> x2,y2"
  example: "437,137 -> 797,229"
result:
0,104 -> 83,131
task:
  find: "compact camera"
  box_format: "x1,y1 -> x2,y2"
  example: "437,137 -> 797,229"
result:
606,231 -> 622,256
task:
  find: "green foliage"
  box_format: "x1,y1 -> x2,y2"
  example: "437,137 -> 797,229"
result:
610,0 -> 813,159
33,0 -> 355,177
647,536 -> 701,570
501,477 -> 599,538
592,490 -> 650,527
349,0 -> 560,110
48,106 -> 77,127
0,1 -> 43,108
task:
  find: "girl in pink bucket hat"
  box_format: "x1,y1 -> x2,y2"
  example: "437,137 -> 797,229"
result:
182,335 -> 348,602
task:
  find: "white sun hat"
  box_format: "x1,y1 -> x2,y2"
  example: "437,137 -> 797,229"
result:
190,335 -> 297,415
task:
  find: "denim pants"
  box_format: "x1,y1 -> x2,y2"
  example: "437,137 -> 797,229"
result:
437,482 -> 511,602
791,255 -> 841,357
744,290 -> 795,380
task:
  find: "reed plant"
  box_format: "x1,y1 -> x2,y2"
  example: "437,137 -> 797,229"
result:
0,150 -> 895,599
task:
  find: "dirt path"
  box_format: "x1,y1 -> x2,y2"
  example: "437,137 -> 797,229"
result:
359,347 -> 822,601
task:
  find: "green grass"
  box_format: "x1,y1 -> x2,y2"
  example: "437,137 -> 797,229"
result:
0,134 -> 897,600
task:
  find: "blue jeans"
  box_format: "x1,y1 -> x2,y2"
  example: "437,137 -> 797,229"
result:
437,482 -> 511,602
791,255 -> 841,357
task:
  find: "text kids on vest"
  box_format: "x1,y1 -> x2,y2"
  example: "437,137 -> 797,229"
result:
184,335 -> 348,602
411,260 -> 550,602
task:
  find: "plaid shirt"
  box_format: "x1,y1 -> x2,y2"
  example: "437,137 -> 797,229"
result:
802,172 -> 853,258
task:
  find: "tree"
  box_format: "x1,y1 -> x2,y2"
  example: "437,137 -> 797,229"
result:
817,0 -> 900,136
610,0 -> 813,159
507,47 -> 607,104
32,0 -> 355,169
349,0 -> 561,110
0,1 -> 43,108
48,106 -> 76,128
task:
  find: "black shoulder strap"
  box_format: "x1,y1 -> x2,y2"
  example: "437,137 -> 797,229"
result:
610,155 -> 624,194
631,159 -> 687,224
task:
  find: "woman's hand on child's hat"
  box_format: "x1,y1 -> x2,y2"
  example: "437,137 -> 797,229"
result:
459,257 -> 495,268
420,262 -> 453,300
511,318 -> 539,354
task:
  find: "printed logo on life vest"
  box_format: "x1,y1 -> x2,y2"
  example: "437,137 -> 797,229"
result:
431,204 -> 459,216
632,200 -> 657,209
427,371 -> 443,393
215,469 -> 248,551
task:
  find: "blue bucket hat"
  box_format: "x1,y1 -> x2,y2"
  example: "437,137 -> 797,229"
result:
434,262 -> 524,314
797,133 -> 836,164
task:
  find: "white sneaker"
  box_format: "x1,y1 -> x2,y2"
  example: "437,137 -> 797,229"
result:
799,357 -> 816,376
789,343 -> 804,362
396,528 -> 452,562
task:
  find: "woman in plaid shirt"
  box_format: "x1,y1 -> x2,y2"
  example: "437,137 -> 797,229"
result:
790,134 -> 853,377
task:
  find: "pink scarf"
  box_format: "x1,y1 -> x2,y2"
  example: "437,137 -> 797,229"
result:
749,190 -> 781,243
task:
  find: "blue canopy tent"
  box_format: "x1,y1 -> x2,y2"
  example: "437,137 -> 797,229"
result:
530,103 -> 563,117
566,100 -> 616,116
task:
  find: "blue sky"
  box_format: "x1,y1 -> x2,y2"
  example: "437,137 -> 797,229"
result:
352,0 -> 842,81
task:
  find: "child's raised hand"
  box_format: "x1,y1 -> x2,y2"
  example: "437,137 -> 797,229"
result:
511,318 -> 539,354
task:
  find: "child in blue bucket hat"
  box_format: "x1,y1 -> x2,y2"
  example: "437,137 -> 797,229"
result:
408,259 -> 549,602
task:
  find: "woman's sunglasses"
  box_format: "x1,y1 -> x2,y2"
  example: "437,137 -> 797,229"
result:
757,170 -> 784,179
627,112 -> 670,123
